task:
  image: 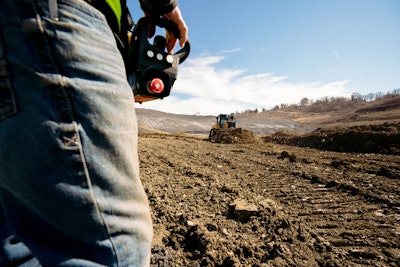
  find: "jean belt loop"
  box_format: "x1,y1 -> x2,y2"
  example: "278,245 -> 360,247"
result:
48,0 -> 59,20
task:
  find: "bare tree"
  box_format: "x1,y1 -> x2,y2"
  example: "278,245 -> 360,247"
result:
300,97 -> 309,106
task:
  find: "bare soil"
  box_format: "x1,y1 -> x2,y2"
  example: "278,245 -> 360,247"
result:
137,96 -> 400,266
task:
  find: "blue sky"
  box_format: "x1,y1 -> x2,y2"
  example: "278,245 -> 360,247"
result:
127,0 -> 400,115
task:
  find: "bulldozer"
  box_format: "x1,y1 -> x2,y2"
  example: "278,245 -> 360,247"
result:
209,113 -> 241,142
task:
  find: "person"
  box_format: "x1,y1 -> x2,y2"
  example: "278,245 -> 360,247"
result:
0,0 -> 187,266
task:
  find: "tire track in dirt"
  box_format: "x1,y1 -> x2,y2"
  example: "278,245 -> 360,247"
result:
232,143 -> 400,266
258,170 -> 399,266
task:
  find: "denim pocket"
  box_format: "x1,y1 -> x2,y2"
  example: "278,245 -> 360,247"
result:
0,37 -> 17,122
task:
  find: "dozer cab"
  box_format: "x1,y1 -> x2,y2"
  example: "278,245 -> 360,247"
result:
214,114 -> 236,129
209,114 -> 240,142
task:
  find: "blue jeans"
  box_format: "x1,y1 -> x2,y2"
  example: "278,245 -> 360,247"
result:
0,0 -> 153,266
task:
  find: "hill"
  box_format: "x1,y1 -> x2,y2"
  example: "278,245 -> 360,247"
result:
136,95 -> 400,134
135,108 -> 313,135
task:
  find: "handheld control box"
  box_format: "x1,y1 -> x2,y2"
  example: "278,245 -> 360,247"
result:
126,16 -> 190,103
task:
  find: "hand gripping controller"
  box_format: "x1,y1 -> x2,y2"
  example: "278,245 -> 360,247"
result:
126,16 -> 190,103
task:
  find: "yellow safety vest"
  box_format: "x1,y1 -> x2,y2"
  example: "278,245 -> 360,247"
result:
105,0 -> 122,31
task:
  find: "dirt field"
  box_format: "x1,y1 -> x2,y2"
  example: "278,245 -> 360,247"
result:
138,121 -> 400,266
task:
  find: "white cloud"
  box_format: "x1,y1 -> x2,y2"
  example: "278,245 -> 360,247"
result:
221,48 -> 242,54
331,47 -> 340,59
137,54 -> 352,116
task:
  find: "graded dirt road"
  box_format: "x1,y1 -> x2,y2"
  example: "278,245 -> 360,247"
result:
138,125 -> 400,266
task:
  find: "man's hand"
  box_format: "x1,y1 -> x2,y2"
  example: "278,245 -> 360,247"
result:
163,6 -> 188,53
145,6 -> 188,54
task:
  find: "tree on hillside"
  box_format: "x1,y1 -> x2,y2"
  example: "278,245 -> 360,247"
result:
300,97 -> 309,106
241,89 -> 399,115
351,92 -> 363,102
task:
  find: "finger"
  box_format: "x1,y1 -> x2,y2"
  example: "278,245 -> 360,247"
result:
166,37 -> 178,54
177,22 -> 188,48
165,8 -> 188,48
165,30 -> 175,53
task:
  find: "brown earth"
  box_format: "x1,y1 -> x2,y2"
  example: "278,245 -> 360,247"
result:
138,97 -> 400,267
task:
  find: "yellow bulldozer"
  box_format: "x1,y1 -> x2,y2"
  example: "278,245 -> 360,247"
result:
209,113 -> 241,142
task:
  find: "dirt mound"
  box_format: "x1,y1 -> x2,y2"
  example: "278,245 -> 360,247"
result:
356,96 -> 400,113
208,128 -> 257,144
263,122 -> 400,155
